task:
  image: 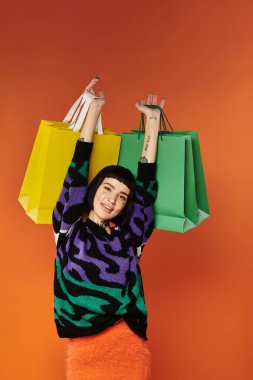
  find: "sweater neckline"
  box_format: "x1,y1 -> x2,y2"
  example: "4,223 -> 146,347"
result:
84,217 -> 117,238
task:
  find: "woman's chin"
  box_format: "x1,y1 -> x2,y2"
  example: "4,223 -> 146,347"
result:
94,210 -> 113,222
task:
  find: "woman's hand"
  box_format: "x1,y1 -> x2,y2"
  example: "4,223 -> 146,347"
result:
79,76 -> 105,142
85,76 -> 106,109
135,93 -> 165,163
135,93 -> 165,132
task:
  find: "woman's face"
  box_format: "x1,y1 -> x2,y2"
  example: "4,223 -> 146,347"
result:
92,177 -> 131,222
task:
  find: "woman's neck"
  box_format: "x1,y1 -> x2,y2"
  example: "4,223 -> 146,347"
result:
88,210 -> 111,233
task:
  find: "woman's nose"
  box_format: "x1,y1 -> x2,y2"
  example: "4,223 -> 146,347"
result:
108,194 -> 117,204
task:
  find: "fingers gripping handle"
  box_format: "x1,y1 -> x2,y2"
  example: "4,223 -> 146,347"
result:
139,105 -> 173,132
63,90 -> 103,134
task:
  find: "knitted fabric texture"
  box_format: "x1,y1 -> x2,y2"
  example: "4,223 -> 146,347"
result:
53,140 -> 158,341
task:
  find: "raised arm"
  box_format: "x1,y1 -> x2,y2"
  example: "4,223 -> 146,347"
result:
137,93 -> 165,163
53,78 -> 105,245
128,94 -> 165,256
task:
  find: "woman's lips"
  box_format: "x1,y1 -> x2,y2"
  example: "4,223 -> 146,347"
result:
101,203 -> 113,213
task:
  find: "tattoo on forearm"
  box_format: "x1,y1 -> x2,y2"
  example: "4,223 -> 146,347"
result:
140,135 -> 151,163
140,156 -> 148,163
144,135 -> 150,152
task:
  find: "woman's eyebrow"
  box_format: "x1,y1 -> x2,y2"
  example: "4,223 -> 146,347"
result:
104,182 -> 129,196
104,182 -> 115,188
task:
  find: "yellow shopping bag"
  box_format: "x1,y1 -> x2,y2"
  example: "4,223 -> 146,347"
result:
19,91 -> 121,224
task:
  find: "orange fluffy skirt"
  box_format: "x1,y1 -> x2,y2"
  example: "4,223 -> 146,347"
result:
66,320 -> 151,380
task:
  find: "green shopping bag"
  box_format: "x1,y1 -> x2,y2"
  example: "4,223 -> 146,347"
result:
118,107 -> 210,232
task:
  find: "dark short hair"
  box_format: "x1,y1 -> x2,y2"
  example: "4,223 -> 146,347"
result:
84,165 -> 136,226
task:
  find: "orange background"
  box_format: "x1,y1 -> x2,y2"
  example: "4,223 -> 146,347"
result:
1,0 -> 253,379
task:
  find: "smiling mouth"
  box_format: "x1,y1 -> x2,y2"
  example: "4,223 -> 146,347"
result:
101,203 -> 114,212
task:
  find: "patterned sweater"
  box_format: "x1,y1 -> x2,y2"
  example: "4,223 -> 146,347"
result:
53,140 -> 158,341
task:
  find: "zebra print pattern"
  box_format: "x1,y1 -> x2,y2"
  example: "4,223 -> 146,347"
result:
53,140 -> 158,340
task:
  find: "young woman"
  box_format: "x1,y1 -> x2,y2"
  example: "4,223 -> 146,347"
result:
53,77 -> 165,380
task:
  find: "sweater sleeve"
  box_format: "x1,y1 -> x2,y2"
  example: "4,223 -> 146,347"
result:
52,140 -> 93,245
128,162 -> 158,257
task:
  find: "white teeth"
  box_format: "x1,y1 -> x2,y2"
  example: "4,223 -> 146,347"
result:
102,204 -> 112,211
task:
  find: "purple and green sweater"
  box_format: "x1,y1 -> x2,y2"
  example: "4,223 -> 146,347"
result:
53,140 -> 158,341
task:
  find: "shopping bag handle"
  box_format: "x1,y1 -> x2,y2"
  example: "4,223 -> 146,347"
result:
63,90 -> 103,134
139,105 -> 173,140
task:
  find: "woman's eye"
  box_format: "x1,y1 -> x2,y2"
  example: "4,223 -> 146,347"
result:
104,186 -> 111,191
120,196 -> 127,201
